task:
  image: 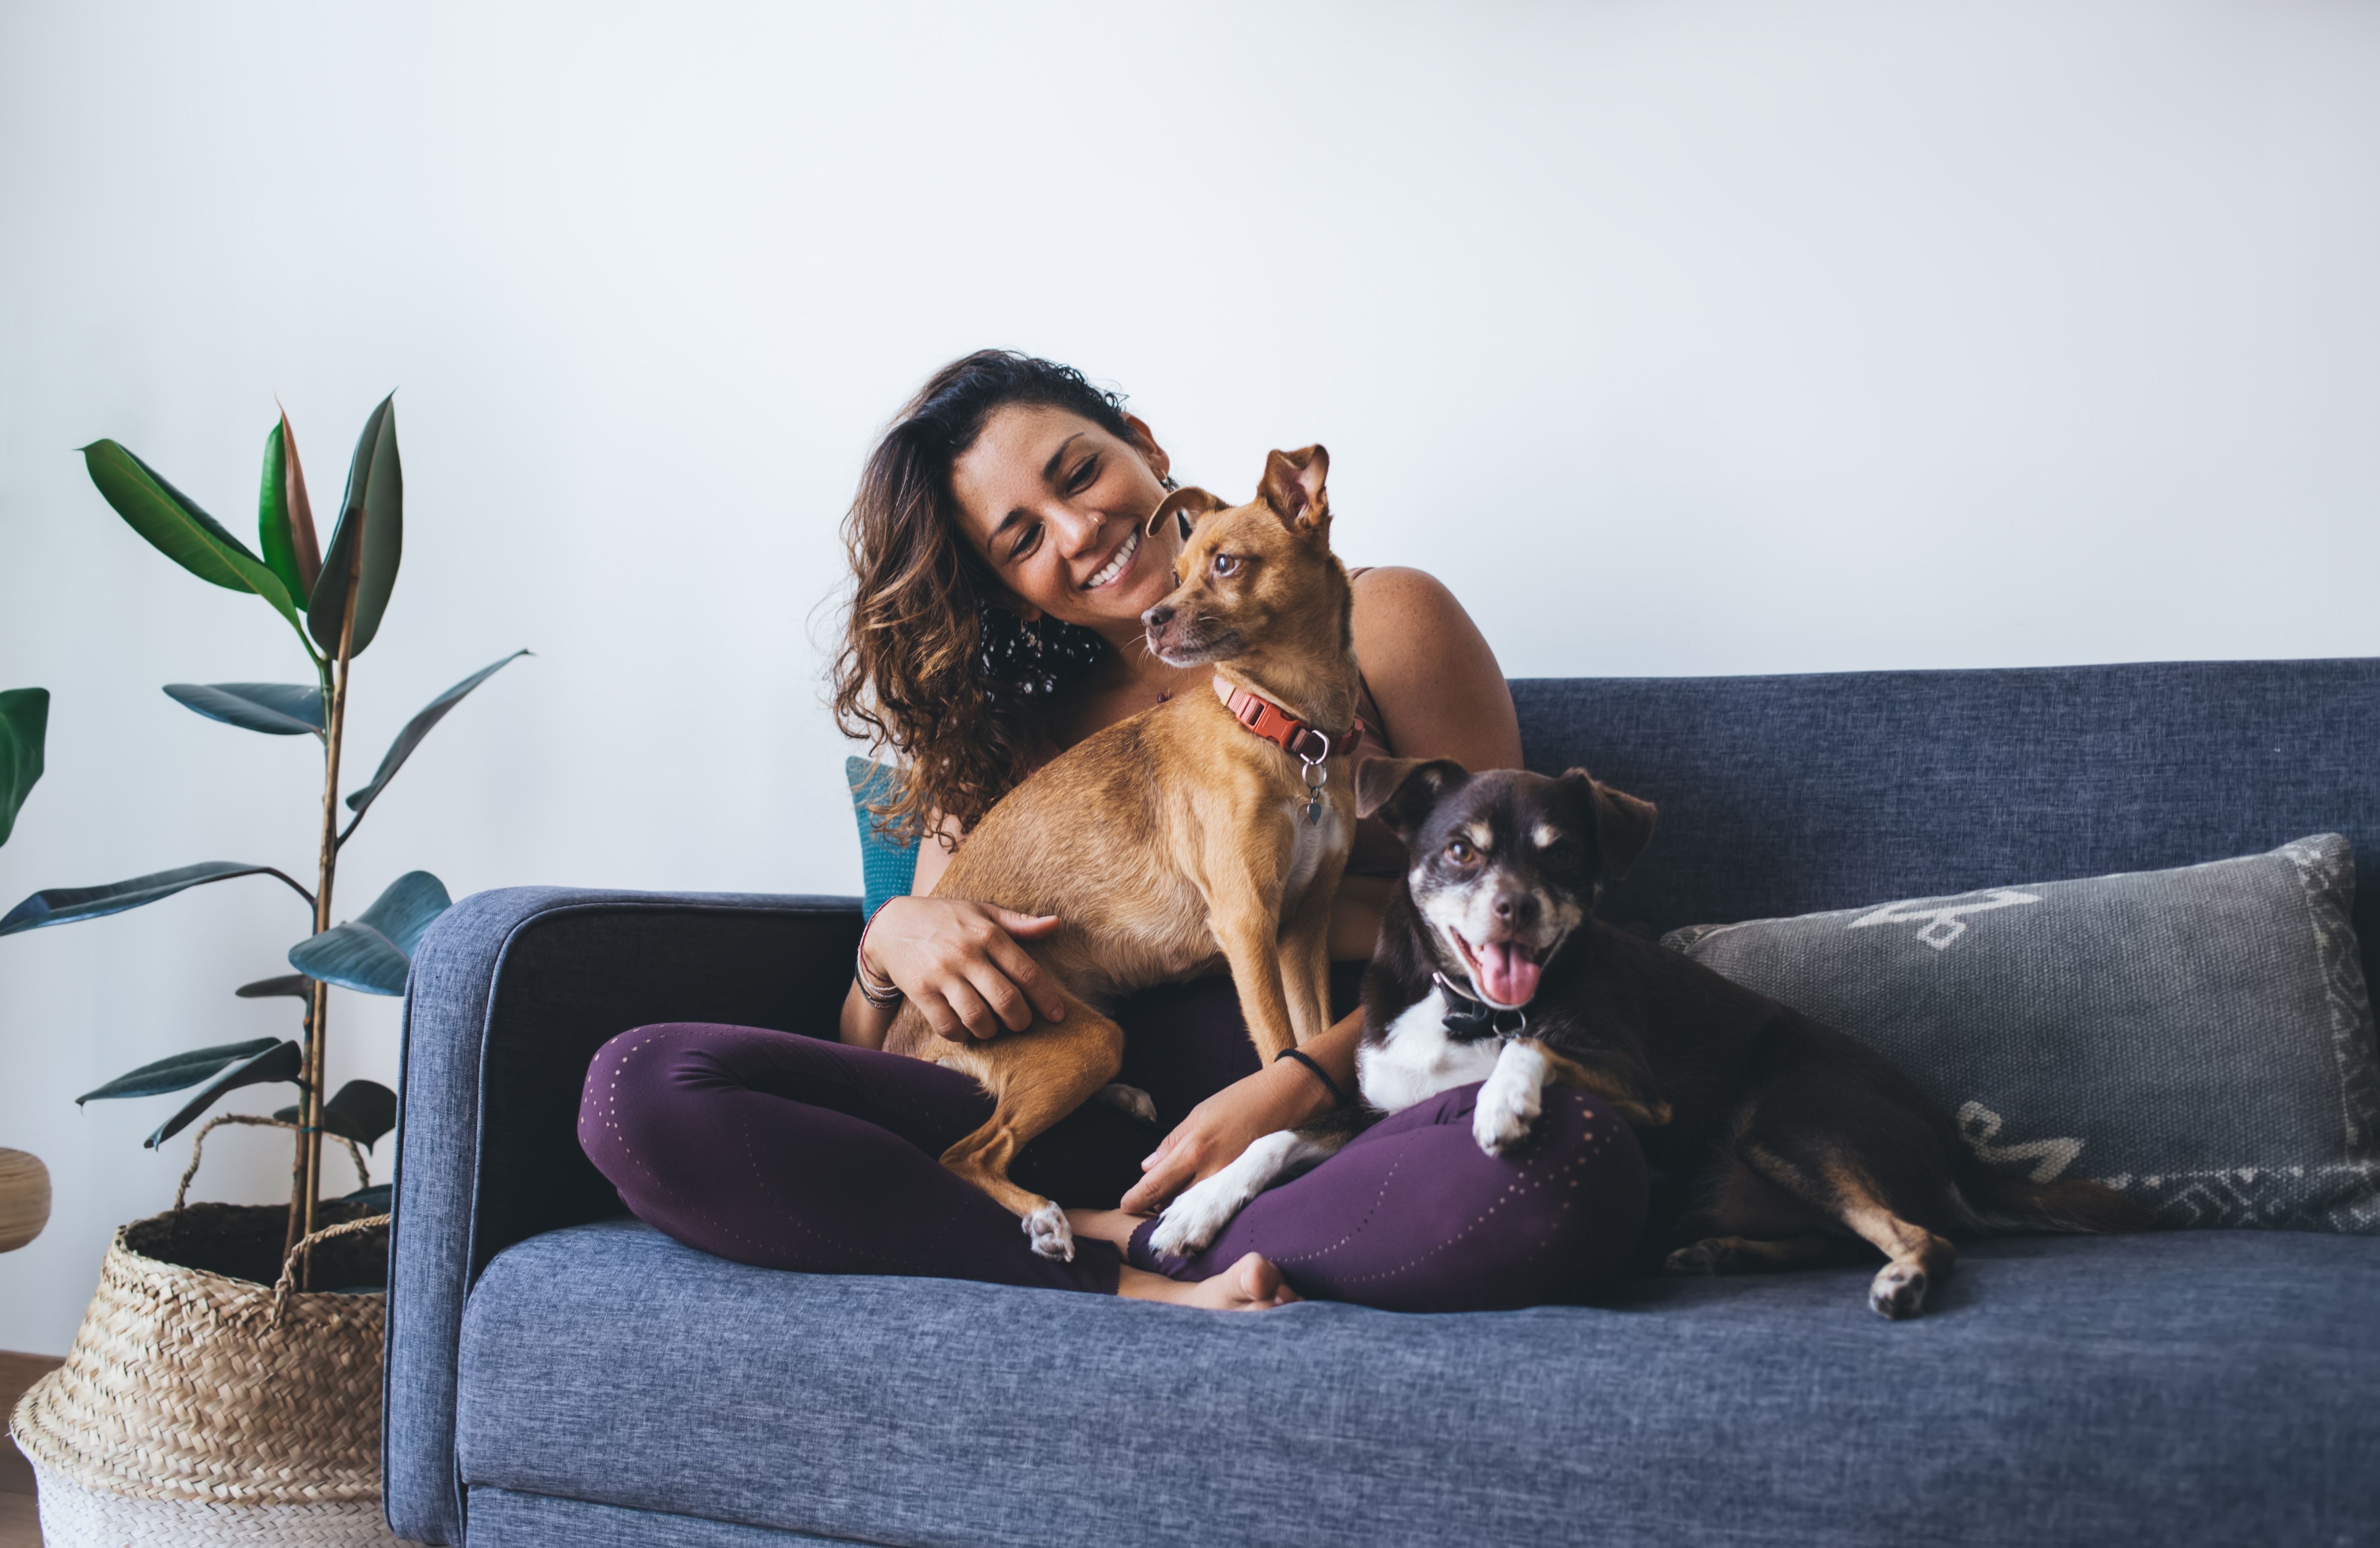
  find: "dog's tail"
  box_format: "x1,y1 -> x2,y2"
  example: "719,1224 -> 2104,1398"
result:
1954,1167 -> 2157,1235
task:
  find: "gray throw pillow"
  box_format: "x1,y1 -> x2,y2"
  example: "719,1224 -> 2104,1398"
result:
1662,835 -> 2380,1233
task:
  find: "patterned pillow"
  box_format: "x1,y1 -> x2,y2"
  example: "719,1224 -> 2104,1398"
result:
1662,835 -> 2380,1233
845,756 -> 919,923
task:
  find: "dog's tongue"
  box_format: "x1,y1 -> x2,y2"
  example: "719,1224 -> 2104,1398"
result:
1476,941 -> 1540,1008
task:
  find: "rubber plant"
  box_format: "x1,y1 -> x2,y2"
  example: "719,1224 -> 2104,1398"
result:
0,398 -> 525,1285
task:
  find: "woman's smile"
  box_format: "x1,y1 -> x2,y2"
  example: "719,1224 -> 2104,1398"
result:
1082,526 -> 1139,591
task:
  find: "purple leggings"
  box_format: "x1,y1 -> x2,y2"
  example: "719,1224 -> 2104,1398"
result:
578,989 -> 1646,1311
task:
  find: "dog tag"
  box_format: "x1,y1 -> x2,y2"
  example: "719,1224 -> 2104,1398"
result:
1305,788 -> 1323,825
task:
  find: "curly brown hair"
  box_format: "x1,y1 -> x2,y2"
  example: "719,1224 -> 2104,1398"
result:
832,350 -> 1153,846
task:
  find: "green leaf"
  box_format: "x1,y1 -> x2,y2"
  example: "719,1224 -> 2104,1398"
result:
1,860 -> 314,937
145,1039 -> 304,1149
273,1078 -> 397,1150
0,687 -> 48,848
235,973 -> 314,1000
257,412 -> 322,604
287,870 -> 450,995
164,682 -> 324,737
78,1037 -> 282,1103
340,1182 -> 392,1210
307,395 -> 402,657
345,652 -> 529,818
81,440 -> 308,647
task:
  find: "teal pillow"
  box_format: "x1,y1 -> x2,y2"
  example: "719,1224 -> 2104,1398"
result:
846,756 -> 919,922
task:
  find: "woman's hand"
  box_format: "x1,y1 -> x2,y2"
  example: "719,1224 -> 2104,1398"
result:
1119,1057 -> 1335,1215
862,895 -> 1069,1042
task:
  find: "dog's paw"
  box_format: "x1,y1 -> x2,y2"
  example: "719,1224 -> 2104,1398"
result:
1869,1262 -> 1928,1319
1023,1201 -> 1074,1262
1473,1068 -> 1544,1155
1663,1240 -> 1731,1275
1150,1174 -> 1243,1260
1096,1083 -> 1159,1125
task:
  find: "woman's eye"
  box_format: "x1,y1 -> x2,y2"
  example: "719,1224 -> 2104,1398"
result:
1212,553 -> 1238,576
1008,526 -> 1040,562
1066,457 -> 1099,495
1445,837 -> 1475,864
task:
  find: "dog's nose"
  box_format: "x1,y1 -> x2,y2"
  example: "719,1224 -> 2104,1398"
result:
1142,603 -> 1174,632
1492,891 -> 1541,929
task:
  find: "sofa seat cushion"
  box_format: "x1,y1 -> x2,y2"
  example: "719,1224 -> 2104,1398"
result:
456,1220 -> 2380,1548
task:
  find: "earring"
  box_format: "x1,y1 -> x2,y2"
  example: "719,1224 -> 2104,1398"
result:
1160,474 -> 1179,492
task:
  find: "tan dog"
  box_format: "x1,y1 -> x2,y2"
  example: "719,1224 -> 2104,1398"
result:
883,445 -> 1361,1260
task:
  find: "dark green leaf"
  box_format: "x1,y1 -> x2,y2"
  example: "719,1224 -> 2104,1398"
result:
235,973 -> 314,1000
146,1039 -> 304,1148
81,440 -> 307,645
340,1182 -> 392,1210
307,395 -> 402,657
1,861 -> 313,937
273,1079 -> 397,1149
345,652 -> 529,816
257,412 -> 322,604
0,687 -> 48,848
164,682 -> 324,737
78,1037 -> 282,1103
286,870 -> 450,995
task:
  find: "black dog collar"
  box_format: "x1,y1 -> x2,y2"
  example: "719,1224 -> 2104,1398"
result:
1434,972 -> 1529,1040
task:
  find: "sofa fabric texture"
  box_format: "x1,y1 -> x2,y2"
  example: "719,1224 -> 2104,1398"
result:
387,657 -> 2380,1547
1666,834 -> 2380,1232
456,1219 -> 2380,1548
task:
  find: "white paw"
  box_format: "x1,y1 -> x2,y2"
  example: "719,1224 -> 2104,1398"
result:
1096,1083 -> 1159,1124
1870,1263 -> 1928,1320
1024,1200 -> 1074,1261
1473,1063 -> 1544,1155
1150,1173 -> 1246,1259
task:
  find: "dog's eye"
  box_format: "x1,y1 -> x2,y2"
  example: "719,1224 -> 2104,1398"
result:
1445,836 -> 1476,864
1540,842 -> 1582,871
1211,553 -> 1239,577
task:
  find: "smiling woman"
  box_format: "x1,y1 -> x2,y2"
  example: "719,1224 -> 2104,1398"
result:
574,349 -> 1650,1313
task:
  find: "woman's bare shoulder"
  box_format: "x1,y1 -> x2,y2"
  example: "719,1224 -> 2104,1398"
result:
1348,565 -> 1522,770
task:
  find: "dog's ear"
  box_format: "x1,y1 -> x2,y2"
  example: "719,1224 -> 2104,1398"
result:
1258,445 -> 1330,535
1559,769 -> 1657,880
1357,755 -> 1470,841
1147,485 -> 1227,540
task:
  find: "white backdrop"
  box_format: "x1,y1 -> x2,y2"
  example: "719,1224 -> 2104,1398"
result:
3,0 -> 2376,1353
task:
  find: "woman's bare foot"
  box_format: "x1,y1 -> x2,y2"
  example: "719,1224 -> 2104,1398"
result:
1117,1253 -> 1298,1311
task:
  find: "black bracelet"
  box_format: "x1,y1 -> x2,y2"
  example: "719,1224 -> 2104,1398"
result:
1276,1047 -> 1346,1109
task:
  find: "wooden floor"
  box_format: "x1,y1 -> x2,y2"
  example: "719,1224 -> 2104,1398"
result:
0,1351 -> 63,1548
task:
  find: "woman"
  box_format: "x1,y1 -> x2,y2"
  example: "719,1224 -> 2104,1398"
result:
580,352 -> 1645,1312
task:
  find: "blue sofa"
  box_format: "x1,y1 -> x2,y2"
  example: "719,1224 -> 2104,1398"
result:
385,659 -> 2380,1547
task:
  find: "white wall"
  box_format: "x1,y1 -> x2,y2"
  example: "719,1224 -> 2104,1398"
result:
3,0 -> 2375,1352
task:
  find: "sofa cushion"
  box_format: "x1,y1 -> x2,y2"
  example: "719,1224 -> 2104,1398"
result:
1665,836 -> 2380,1232
456,1220 -> 2380,1548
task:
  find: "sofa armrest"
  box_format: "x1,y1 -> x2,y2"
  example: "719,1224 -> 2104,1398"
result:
382,886 -> 861,1546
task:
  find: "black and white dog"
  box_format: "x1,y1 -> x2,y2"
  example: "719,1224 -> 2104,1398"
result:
1152,757 -> 2148,1318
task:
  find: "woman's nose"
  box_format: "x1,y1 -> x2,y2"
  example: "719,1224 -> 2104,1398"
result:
1043,505 -> 1103,557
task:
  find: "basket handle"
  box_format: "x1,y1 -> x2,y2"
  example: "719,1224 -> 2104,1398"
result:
174,1113 -> 370,1213
271,1211 -> 393,1315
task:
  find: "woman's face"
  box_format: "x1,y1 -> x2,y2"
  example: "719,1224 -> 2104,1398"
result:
948,403 -> 1182,642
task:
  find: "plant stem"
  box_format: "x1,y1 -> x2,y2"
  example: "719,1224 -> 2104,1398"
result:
292,545 -> 361,1286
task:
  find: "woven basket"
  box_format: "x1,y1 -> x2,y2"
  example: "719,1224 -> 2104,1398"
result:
8,1188 -> 411,1546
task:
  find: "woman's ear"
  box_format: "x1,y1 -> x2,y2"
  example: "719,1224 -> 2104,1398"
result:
1122,413 -> 1171,486
1147,485 -> 1228,539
